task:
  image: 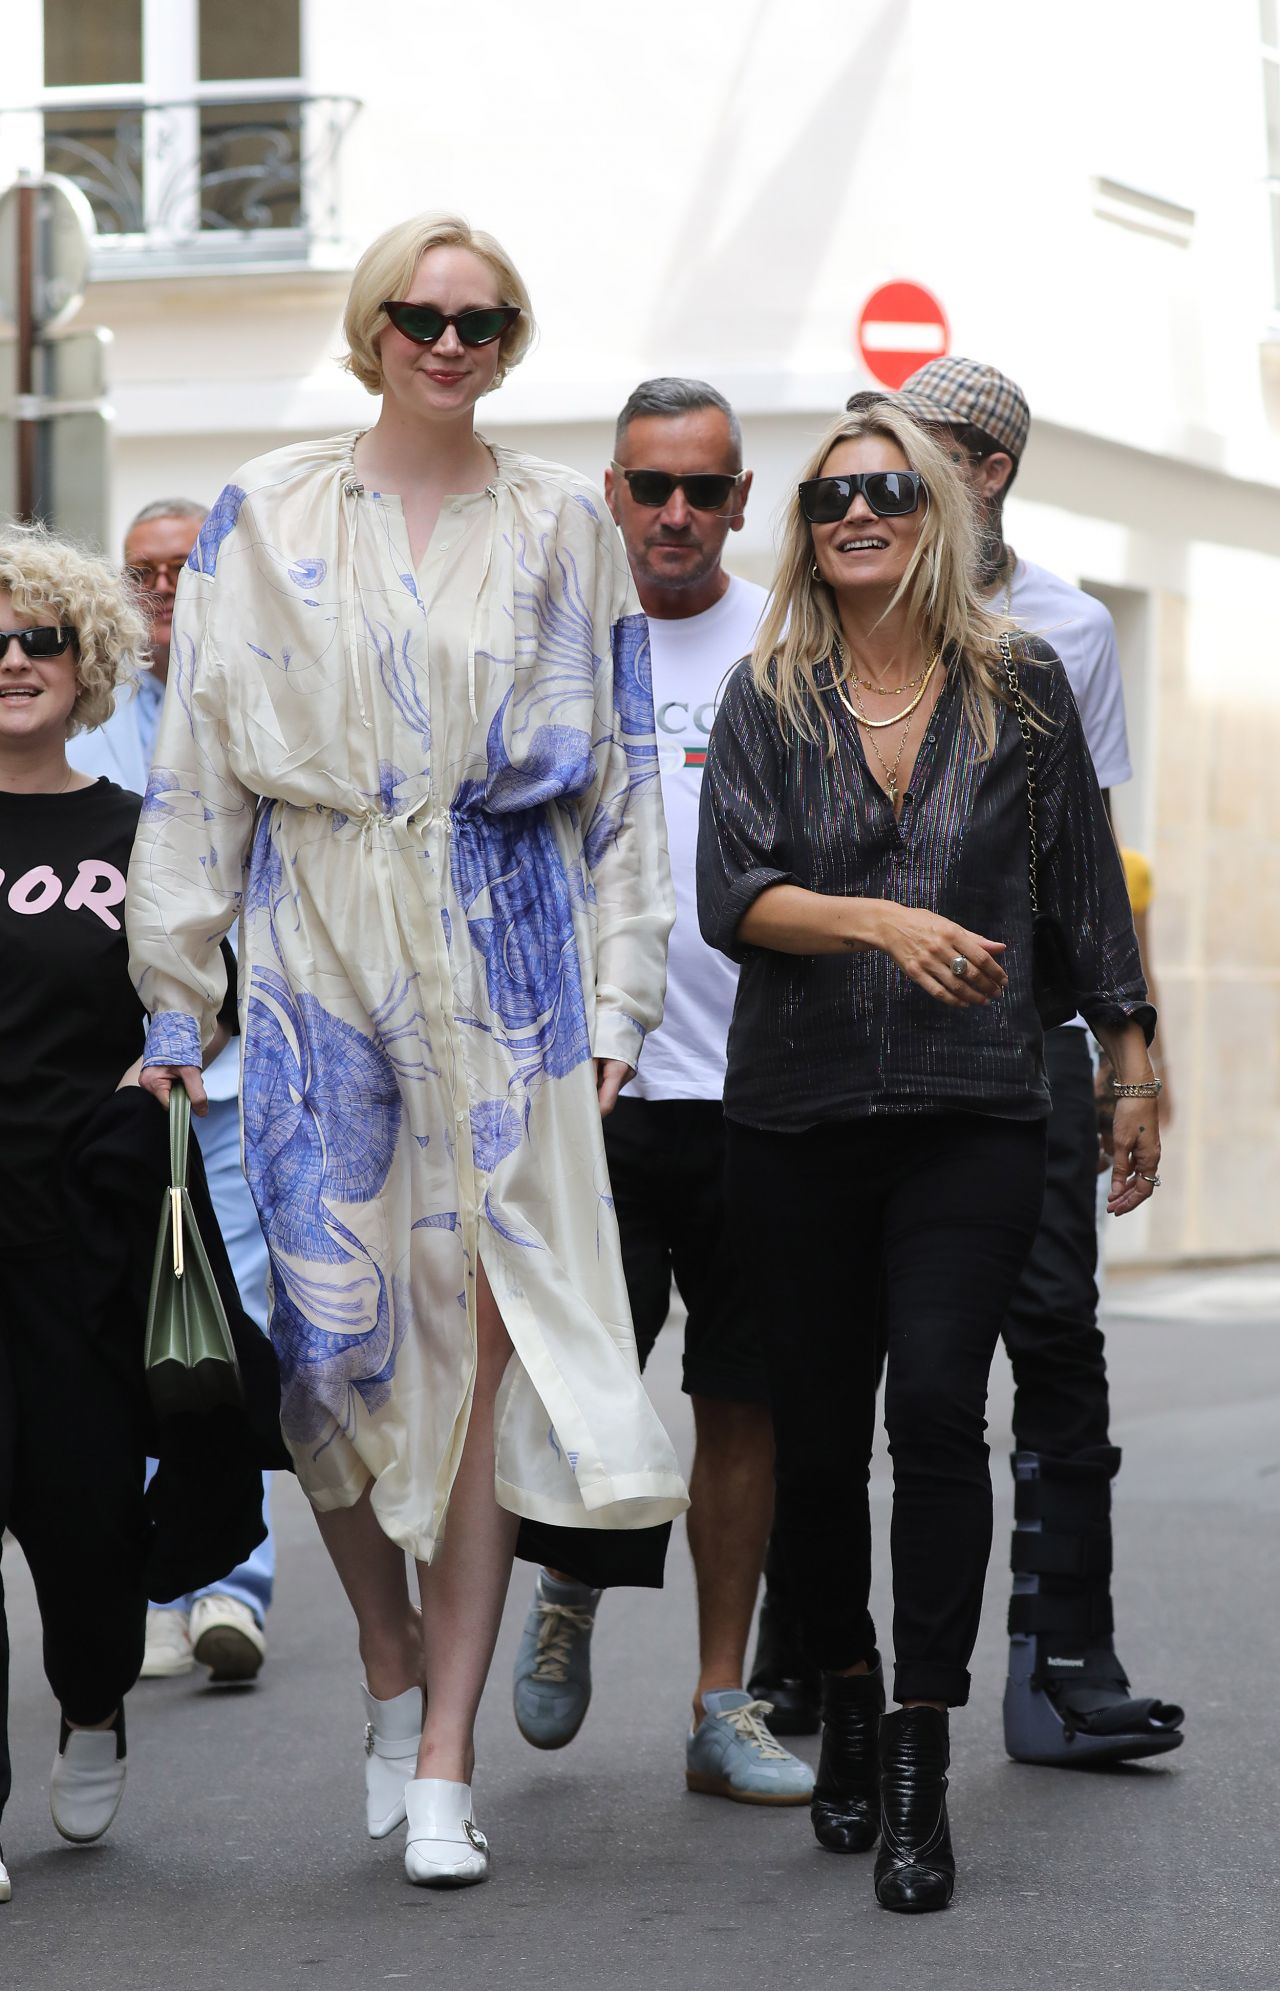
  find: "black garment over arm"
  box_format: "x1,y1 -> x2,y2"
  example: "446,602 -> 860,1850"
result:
695,645 -> 1152,1133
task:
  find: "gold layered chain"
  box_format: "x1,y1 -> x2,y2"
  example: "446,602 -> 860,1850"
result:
834,641 -> 942,806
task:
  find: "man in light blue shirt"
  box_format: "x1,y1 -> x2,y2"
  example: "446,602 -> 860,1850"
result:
70,498 -> 276,1687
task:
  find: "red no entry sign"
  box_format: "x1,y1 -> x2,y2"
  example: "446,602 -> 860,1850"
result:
855,281 -> 950,389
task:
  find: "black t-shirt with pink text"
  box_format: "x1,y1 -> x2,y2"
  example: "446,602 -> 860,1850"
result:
0,778 -> 147,1249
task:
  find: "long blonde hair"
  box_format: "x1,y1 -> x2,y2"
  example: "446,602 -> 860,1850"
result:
751,405 -> 1013,755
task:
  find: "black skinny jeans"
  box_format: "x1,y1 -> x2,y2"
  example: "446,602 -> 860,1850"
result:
1001,1026 -> 1110,1456
726,1113 -> 1046,1707
0,1246 -> 149,1833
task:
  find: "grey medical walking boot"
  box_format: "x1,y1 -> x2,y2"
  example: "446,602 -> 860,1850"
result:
1003,1448 -> 1185,1767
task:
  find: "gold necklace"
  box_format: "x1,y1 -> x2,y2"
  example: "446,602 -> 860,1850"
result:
836,637 -> 935,702
834,647 -> 940,729
838,648 -> 942,807
849,658 -> 932,696
858,713 -> 913,806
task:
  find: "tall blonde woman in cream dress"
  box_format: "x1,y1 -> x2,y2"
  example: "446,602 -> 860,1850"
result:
128,214 -> 687,1887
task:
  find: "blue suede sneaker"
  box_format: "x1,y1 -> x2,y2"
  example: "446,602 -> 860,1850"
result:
512,1572 -> 602,1749
686,1690 -> 815,1805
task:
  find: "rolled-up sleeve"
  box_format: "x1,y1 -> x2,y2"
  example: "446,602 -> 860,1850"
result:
1034,656 -> 1156,1042
127,534 -> 258,1064
697,663 -> 797,963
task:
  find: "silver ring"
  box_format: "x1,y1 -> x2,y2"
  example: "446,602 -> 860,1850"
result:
950,955 -> 969,978
1140,1173 -> 1162,1187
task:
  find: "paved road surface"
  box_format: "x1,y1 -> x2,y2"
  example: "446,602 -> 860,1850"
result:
3,1262 -> 1278,1991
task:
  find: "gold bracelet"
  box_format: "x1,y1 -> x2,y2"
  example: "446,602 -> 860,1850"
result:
1110,1078 -> 1163,1098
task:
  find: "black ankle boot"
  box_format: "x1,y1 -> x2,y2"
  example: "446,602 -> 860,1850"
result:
874,1707 -> 955,1913
811,1658 -> 885,1853
748,1587 -> 820,1737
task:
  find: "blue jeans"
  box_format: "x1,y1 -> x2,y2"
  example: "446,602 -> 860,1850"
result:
150,1096 -> 275,1627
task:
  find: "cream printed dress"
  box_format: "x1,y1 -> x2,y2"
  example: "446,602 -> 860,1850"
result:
127,435 -> 688,1560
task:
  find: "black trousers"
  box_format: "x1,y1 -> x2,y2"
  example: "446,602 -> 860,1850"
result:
1002,1027 -> 1110,1456
726,1113 -> 1046,1707
603,1097 -> 768,1403
0,1247 -> 149,1834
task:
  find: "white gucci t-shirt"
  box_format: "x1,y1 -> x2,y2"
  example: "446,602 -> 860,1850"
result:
631,575 -> 768,1101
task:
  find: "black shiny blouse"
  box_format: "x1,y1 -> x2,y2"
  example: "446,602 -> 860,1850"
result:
696,640 -> 1153,1132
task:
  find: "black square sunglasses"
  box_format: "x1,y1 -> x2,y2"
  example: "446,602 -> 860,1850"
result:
611,463 -> 745,512
798,471 -> 926,524
381,301 -> 521,348
0,626 -> 73,658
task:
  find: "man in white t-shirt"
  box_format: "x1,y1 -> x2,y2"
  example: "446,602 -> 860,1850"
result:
868,359 -> 1184,1767
510,379 -> 813,1806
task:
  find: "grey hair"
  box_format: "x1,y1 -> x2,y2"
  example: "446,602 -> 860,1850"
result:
614,377 -> 743,464
126,497 -> 209,534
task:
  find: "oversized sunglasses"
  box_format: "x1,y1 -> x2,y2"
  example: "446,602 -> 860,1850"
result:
611,464 -> 744,511
798,471 -> 925,524
381,301 -> 520,348
0,625 -> 74,658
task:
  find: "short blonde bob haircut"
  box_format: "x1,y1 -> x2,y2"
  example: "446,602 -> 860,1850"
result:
342,211 -> 535,396
0,522 -> 149,737
752,403 -> 1015,757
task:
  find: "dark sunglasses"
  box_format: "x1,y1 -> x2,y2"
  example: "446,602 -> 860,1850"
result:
611,463 -> 744,511
0,625 -> 74,658
798,471 -> 925,524
381,301 -> 520,348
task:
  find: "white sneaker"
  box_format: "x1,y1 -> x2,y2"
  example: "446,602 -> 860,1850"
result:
404,1779 -> 489,1887
0,1855 -> 11,1902
190,1596 -> 265,1682
50,1711 -> 127,1844
361,1683 -> 422,1839
140,1608 -> 194,1679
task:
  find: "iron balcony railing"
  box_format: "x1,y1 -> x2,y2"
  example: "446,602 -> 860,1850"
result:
7,82 -> 361,272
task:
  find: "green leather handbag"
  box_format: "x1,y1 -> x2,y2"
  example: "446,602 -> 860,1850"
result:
144,1084 -> 244,1418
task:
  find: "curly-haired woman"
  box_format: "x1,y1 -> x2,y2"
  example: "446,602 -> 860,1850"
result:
126,212 -> 686,1887
0,525 -> 168,1898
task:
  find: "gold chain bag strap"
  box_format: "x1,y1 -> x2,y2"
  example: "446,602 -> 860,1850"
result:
997,630 -> 1077,1029
144,1082 -> 244,1417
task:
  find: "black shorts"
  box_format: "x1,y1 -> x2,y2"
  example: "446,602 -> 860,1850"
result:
603,1095 -> 767,1404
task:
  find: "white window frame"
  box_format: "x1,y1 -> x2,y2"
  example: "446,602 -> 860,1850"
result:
1263,3 -> 1280,315
3,0 -> 356,275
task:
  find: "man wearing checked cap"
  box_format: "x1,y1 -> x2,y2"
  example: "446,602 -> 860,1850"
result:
830,357 -> 1187,1770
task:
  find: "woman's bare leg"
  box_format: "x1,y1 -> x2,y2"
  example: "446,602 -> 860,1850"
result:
313,1484 -> 423,1700
415,1259 -> 519,1784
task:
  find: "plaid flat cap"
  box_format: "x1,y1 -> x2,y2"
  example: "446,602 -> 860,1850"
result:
891,357 -> 1030,462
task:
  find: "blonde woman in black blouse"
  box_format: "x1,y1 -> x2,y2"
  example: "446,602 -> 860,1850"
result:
697,404 -> 1159,1916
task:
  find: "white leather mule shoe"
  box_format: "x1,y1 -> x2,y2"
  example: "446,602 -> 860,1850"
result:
361,1683 -> 423,1839
403,1778 -> 490,1887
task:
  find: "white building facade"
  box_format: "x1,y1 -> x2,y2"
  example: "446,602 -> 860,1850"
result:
3,0 -> 1280,1263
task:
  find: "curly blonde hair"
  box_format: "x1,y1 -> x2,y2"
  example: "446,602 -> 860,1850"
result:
0,523 -> 149,737
341,211 -> 535,396
752,404 -> 1015,756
